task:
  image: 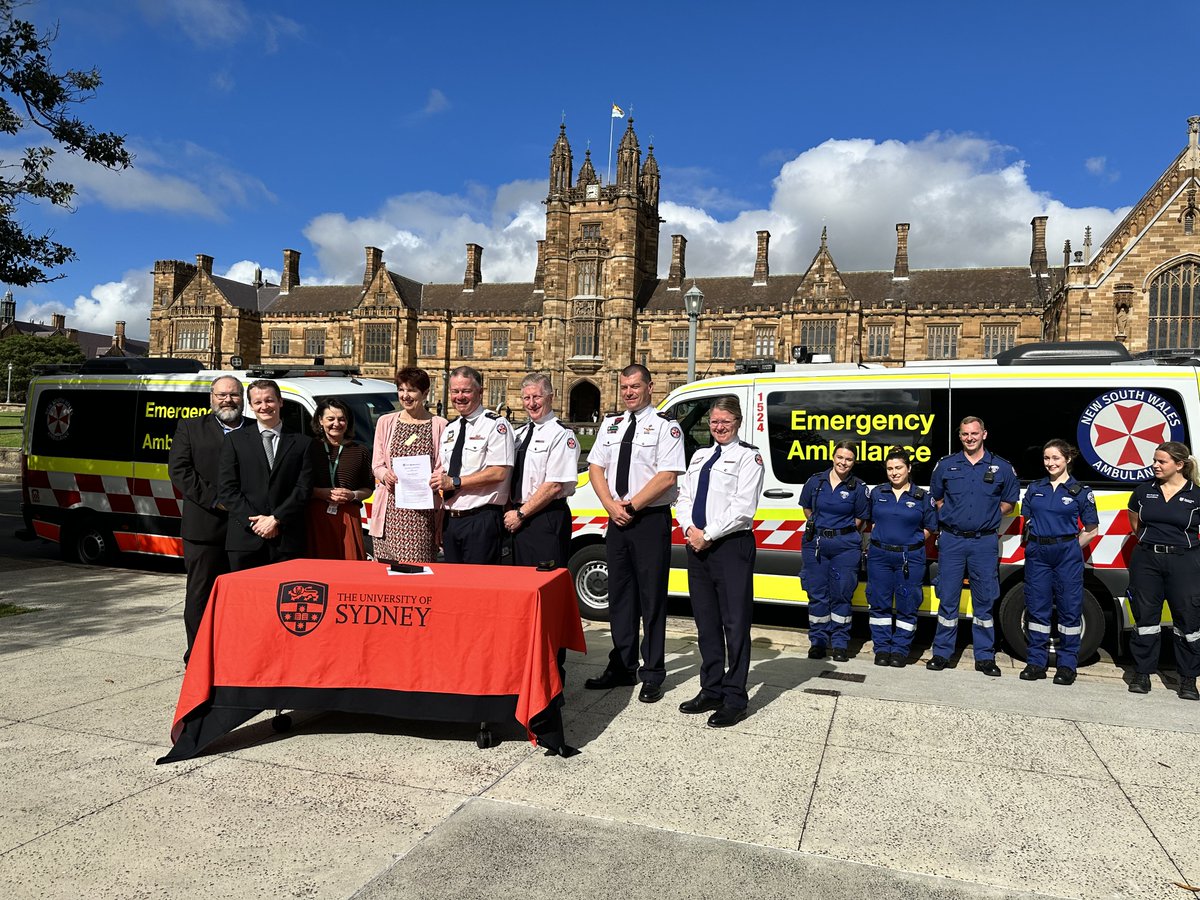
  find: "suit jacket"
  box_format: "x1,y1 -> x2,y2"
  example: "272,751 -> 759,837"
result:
218,424 -> 315,554
169,413 -> 247,543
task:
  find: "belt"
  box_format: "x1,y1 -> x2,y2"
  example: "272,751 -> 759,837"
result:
1141,543 -> 1199,554
942,527 -> 997,539
870,539 -> 925,552
810,526 -> 856,538
1028,533 -> 1077,545
446,504 -> 503,519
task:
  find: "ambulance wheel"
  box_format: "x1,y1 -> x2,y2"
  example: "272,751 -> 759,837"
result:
63,521 -> 115,566
998,583 -> 1105,666
271,713 -> 293,733
568,544 -> 610,621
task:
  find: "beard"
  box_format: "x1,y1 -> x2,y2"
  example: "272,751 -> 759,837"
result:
213,406 -> 242,425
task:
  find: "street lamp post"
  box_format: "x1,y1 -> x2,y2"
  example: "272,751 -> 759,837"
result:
683,282 -> 705,383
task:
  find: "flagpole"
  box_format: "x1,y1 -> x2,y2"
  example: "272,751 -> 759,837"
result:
607,112 -> 615,185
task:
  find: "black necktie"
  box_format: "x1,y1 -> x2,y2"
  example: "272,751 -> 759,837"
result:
448,417 -> 468,478
511,423 -> 535,502
692,444 -> 722,530
614,413 -> 638,499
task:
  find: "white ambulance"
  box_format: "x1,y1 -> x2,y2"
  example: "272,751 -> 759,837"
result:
20,358 -> 398,564
565,342 -> 1196,664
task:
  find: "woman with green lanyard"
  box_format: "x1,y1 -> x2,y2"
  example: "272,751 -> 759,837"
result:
306,397 -> 374,559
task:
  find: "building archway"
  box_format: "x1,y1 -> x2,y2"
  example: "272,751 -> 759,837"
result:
568,380 -> 601,423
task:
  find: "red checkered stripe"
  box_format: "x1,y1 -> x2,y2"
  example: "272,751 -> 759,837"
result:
1000,509 -> 1134,569
24,468 -> 183,519
571,513 -> 807,551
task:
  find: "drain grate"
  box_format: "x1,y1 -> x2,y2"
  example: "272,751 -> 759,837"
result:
818,669 -> 866,683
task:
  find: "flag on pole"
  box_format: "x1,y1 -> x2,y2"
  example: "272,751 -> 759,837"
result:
611,103 -> 624,118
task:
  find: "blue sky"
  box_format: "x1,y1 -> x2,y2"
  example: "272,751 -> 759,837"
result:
3,0 -> 1194,339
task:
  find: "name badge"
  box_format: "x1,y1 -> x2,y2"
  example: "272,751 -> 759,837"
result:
326,503 -> 340,515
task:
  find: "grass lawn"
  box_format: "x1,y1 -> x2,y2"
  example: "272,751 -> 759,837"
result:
0,413 -> 22,448
0,603 -> 36,619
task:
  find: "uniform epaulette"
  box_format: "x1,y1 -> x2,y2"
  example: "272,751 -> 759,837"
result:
557,419 -> 571,429
738,440 -> 759,450
484,411 -> 501,420
657,411 -> 675,421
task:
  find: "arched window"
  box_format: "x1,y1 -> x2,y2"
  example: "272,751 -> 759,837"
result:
1148,262 -> 1200,349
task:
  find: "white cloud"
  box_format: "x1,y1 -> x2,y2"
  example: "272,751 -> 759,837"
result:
422,89 -> 450,116
296,132 -> 1130,290
139,0 -> 301,50
223,260 -> 281,286
22,268 -> 154,341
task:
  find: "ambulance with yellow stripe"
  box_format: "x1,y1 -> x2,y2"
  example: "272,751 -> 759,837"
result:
566,341 -> 1196,664
20,358 -> 398,564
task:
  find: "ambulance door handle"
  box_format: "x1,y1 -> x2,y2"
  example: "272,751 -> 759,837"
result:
763,489 -> 794,499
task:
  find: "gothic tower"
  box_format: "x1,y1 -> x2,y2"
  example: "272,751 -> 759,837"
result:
541,116 -> 662,413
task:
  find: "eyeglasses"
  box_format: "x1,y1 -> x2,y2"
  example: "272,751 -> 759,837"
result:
212,392 -> 242,400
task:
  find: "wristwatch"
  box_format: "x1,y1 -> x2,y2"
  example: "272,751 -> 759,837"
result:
516,508 -> 526,521
450,475 -> 462,492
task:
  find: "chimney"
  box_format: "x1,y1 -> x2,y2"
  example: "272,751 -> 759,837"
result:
195,254 -> 213,275
114,320 -> 126,351
1030,216 -> 1048,276
253,266 -> 263,288
464,243 -> 483,290
753,231 -> 770,285
281,249 -> 300,293
667,234 -> 686,290
893,223 -> 910,279
534,239 -> 546,293
51,312 -> 65,331
363,246 -> 383,287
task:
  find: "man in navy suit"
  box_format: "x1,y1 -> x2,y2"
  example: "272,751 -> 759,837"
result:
169,375 -> 247,663
218,379 -> 314,571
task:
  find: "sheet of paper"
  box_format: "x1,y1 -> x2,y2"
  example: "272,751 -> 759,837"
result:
393,455 -> 434,509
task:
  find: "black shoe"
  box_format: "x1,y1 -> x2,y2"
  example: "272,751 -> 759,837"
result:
807,645 -> 827,660
975,660 -> 1002,677
1128,673 -> 1151,694
890,652 -> 908,668
584,669 -> 637,690
1180,677 -> 1199,701
707,705 -> 748,728
1053,667 -> 1077,686
832,647 -> 850,662
874,652 -> 891,667
1019,664 -> 1047,681
926,655 -> 949,671
679,693 -> 722,714
638,683 -> 664,703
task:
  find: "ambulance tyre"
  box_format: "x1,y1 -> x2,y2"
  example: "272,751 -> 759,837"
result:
63,519 -> 115,566
998,582 -> 1105,666
568,544 -> 610,621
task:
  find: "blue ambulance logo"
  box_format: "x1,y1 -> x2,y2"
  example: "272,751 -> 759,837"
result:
1077,390 -> 1183,482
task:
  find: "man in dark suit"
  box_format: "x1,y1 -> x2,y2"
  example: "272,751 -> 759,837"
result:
169,375 -> 247,663
218,378 -> 314,571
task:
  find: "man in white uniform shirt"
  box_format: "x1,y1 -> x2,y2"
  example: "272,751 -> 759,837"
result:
431,365 -> 515,564
584,364 -> 686,703
503,373 -> 580,568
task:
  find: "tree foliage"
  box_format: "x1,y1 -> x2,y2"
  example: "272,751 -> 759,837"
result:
0,332 -> 84,400
0,0 -> 132,287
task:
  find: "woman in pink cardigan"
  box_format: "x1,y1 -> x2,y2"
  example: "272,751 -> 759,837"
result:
370,366 -> 447,563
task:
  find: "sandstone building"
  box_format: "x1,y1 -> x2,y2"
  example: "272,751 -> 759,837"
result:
147,116 -> 1200,419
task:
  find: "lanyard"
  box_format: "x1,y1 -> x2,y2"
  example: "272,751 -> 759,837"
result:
327,442 -> 344,486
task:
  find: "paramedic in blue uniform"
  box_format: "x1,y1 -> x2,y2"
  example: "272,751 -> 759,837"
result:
865,448 -> 937,668
1125,441 -> 1200,701
675,397 -> 765,728
584,364 -> 686,703
1019,439 -> 1099,686
927,416 -> 1019,676
799,441 -> 869,661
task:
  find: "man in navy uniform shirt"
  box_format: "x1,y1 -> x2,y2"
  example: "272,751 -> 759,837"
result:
927,416 -> 1019,676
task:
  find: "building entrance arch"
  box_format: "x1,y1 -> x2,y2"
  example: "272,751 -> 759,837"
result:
568,380 -> 601,423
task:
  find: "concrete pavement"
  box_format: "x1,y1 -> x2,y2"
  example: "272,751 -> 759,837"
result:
1,555 -> 1198,899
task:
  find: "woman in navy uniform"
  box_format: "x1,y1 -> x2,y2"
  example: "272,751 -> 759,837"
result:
675,397 -> 765,727
865,449 -> 937,667
1019,439 -> 1099,685
1125,441 -> 1200,700
799,441 -> 869,661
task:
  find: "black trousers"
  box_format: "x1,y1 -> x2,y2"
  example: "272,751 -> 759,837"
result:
1128,546 -> 1200,678
228,542 -> 299,573
687,530 -> 755,710
512,502 -> 571,569
443,507 -> 502,565
605,506 -> 671,687
182,539 -> 229,664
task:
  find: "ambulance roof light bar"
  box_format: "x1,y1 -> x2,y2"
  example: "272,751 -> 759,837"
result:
994,341 -> 1133,366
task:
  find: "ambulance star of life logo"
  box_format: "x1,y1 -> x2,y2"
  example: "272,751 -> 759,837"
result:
45,397 -> 73,441
276,581 -> 328,636
1077,390 -> 1184,482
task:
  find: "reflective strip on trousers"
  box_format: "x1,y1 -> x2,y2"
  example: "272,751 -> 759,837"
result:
975,617 -> 994,630
868,616 -> 891,627
1137,625 -> 1162,636
937,615 -> 958,628
895,620 -> 916,632
809,614 -> 832,624
831,613 -> 852,624
1028,621 -> 1052,634
1175,628 -> 1200,643
1057,624 -> 1083,635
